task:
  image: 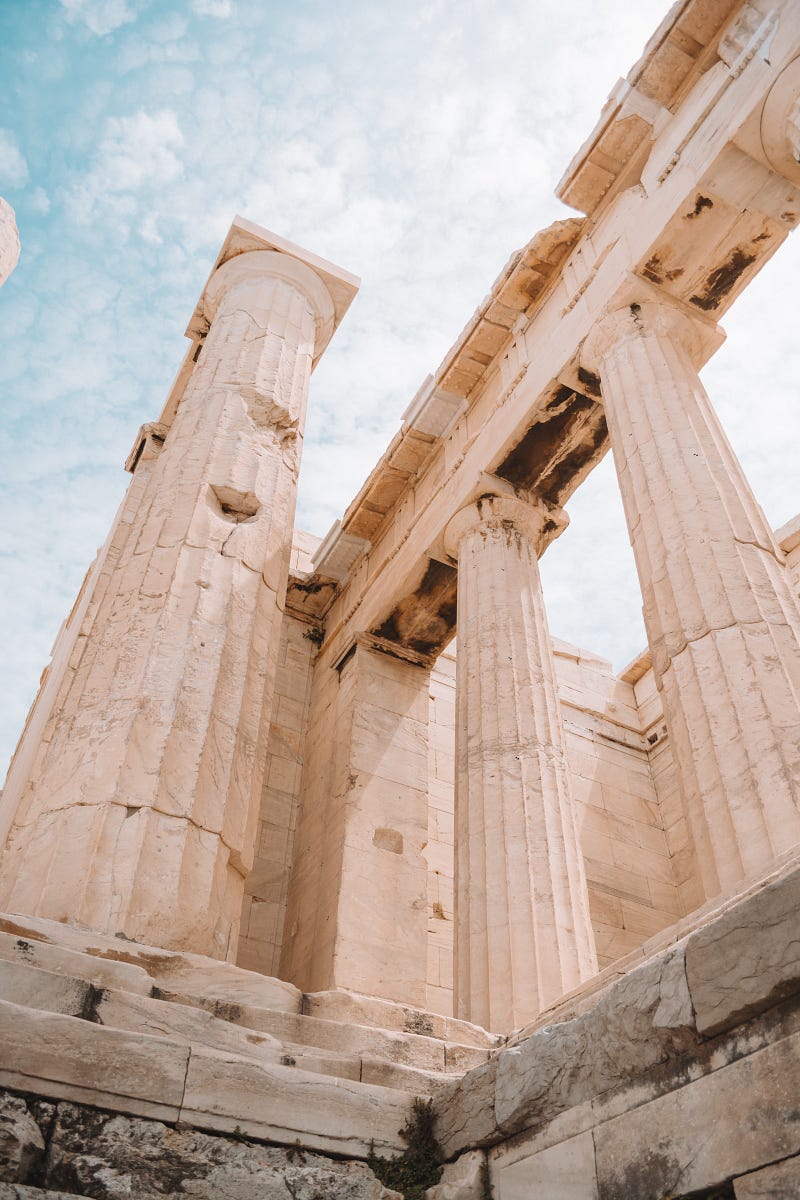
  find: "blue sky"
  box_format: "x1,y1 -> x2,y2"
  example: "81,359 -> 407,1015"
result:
1,0 -> 799,775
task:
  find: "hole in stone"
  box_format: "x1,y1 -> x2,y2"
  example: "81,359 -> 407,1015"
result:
208,484 -> 260,523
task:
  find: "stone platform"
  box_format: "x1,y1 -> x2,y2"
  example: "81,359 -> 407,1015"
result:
0,911 -> 498,1163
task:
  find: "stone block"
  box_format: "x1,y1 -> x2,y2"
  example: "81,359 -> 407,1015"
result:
0,961 -> 90,1020
493,945 -> 694,1139
434,1063 -> 498,1158
94,988 -> 283,1062
0,1094 -> 44,1184
734,1155 -> 800,1198
594,1030 -> 800,1199
0,999 -> 189,1122
492,1131 -> 597,1200
0,929 -> 152,996
424,1150 -> 486,1199
685,865 -> 800,1035
180,1048 -> 413,1157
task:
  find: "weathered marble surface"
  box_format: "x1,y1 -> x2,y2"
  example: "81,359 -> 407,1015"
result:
0,1094 -> 401,1199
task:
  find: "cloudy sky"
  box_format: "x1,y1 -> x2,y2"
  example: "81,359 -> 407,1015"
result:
1,0 -> 799,775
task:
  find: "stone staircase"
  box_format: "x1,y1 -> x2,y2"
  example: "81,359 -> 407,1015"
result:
0,912 -> 501,1159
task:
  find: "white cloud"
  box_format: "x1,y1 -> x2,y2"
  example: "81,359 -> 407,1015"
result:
59,0 -> 136,36
0,129 -> 29,188
65,109 -> 184,227
30,186 -> 51,215
192,0 -> 234,16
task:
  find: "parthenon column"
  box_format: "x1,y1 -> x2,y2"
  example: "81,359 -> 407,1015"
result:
0,247 -> 340,959
443,492 -> 597,1033
583,300 -> 800,899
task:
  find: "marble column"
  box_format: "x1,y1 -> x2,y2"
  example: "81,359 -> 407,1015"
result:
0,249 -> 337,959
443,493 -> 597,1033
584,300 -> 800,899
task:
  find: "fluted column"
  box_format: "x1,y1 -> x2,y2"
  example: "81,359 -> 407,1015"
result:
0,249 -> 337,958
584,301 -> 800,899
444,493 -> 597,1033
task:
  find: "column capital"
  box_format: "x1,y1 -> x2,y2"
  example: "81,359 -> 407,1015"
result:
443,490 -> 567,561
761,57 -> 800,187
0,197 -> 20,288
203,249 -> 337,355
581,297 -> 722,374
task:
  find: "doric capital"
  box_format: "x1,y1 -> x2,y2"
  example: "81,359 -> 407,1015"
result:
203,249 -> 336,355
582,299 -> 718,373
761,57 -> 800,187
443,491 -> 568,560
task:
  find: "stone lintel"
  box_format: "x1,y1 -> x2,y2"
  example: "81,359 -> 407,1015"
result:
332,631 -> 434,674
310,520 -> 371,583
124,422 -> 169,474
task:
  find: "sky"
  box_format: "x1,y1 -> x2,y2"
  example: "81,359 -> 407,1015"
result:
0,0 -> 799,777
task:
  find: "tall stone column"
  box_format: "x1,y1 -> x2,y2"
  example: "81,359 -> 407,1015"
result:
443,493 -> 597,1033
583,301 -> 800,899
0,248 -> 339,959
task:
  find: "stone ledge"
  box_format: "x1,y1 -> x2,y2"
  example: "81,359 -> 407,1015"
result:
435,860 -> 800,1159
0,998 -> 412,1158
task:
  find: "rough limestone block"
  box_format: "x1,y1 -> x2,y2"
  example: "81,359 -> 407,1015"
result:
304,989 -> 498,1048
93,989 -> 283,1062
685,866 -> 800,1036
0,999 -> 189,1122
0,961 -> 90,1020
436,944 -> 695,1159
0,929 -> 152,996
0,1096 -> 403,1199
180,1047 -> 413,1157
434,1063 -> 498,1158
424,1150 -> 486,1198
0,914 -> 301,1013
0,1095 -> 44,1183
492,1131 -> 598,1200
734,1156 -> 800,1198
594,1029 -> 800,1199
493,945 -> 694,1139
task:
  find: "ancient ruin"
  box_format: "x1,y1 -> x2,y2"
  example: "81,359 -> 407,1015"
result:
1,1 -> 800,1196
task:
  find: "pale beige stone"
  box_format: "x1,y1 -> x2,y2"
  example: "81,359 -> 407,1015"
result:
180,1047 -> 412,1157
582,300 -> 800,903
424,1151 -> 487,1199
281,640 -> 431,1006
0,232 -> 355,963
0,998 -> 189,1122
492,1131 -> 597,1200
443,491 -> 596,1032
685,863 -> 800,1036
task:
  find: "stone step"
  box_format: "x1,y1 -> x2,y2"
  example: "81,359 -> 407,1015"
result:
0,956 -> 473,1094
0,911 -> 494,1079
0,914 -> 301,1013
0,997 -> 412,1158
157,986 -> 491,1073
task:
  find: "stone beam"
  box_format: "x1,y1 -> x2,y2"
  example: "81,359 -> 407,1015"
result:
311,0 -> 800,668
